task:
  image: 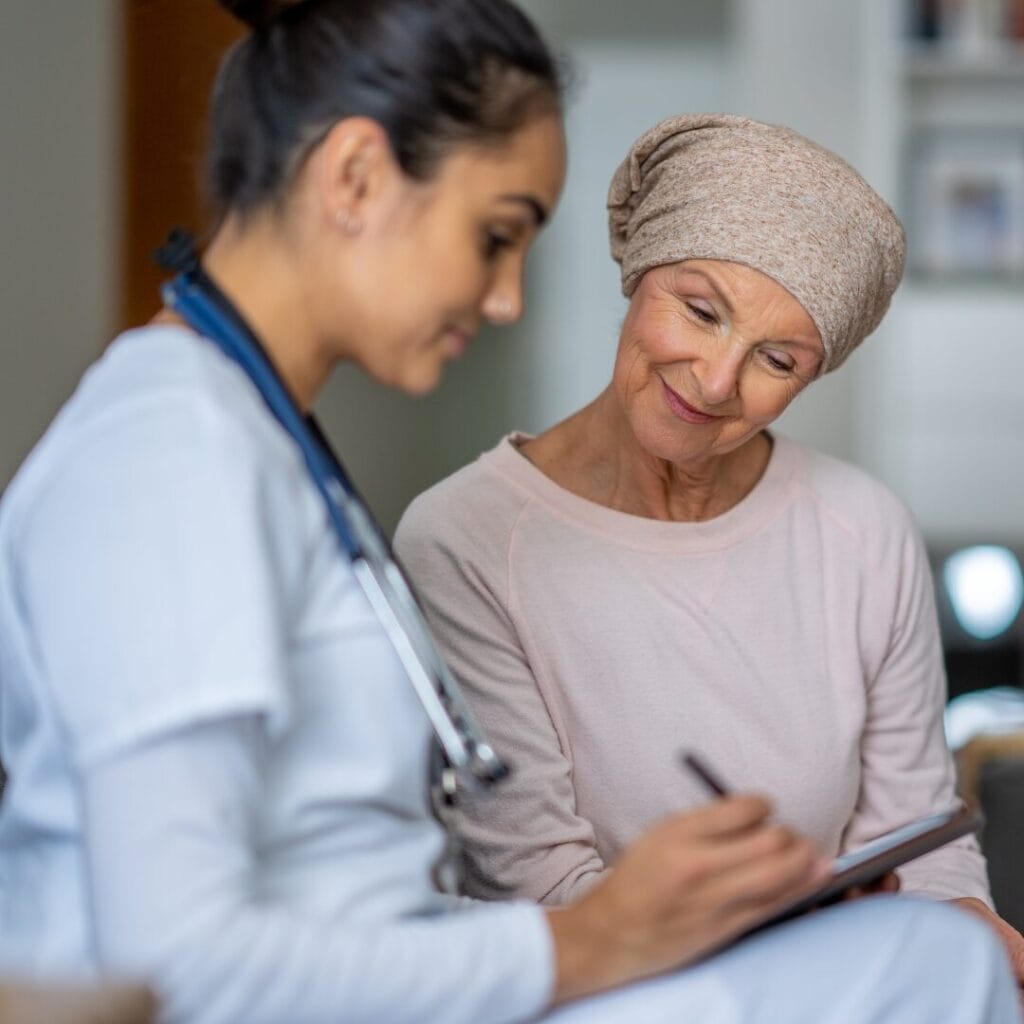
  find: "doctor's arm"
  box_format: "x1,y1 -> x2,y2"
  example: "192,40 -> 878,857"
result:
82,715 -> 554,1024
83,713 -> 824,1020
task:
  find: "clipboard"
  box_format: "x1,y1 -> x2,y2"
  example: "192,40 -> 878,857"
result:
758,804 -> 984,931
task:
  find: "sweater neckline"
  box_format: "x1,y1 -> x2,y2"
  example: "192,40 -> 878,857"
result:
482,431 -> 803,552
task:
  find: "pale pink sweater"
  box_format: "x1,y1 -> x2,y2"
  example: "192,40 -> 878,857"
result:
395,434 -> 990,907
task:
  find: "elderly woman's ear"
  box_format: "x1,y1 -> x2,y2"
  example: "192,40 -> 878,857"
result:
607,113 -> 906,374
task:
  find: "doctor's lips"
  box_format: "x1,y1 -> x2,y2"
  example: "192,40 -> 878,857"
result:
659,376 -> 724,424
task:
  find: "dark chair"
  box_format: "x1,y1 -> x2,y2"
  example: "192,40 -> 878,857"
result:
957,732 -> 1024,934
930,542 -> 1024,931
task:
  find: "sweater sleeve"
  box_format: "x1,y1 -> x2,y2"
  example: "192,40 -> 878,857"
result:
83,715 -> 555,1024
396,488 -> 608,905
841,513 -> 992,905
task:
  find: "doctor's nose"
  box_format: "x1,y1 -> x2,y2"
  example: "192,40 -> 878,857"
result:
483,263 -> 525,325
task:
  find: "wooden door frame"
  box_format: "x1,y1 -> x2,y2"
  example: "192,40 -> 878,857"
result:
119,0 -> 242,332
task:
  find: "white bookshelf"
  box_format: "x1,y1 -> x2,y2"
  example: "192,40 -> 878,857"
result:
872,2 -> 1024,538
905,49 -> 1024,129
905,46 -> 1024,80
735,0 -> 1023,538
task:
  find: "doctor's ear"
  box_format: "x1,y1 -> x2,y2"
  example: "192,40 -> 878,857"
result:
311,117 -> 400,234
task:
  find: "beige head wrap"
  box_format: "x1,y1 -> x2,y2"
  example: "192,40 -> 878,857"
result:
607,114 -> 906,373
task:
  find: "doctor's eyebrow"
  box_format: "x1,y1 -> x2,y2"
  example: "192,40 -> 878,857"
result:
497,193 -> 548,227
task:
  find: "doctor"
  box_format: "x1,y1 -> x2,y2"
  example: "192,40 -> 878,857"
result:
0,1 -> 1017,1021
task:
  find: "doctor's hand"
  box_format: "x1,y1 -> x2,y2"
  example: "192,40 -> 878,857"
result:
545,795 -> 829,1007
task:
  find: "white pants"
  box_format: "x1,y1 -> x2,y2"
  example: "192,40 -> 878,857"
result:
545,896 -> 1020,1023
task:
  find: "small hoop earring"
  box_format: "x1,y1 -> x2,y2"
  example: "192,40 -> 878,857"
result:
335,210 -> 362,236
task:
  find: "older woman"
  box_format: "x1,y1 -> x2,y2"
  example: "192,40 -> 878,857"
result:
396,114 -> 1024,979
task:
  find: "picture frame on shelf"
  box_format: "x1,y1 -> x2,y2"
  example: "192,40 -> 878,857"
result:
909,131 -> 1024,280
905,0 -> 1024,51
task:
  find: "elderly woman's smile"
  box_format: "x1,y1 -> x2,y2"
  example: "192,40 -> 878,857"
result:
657,375 -> 723,424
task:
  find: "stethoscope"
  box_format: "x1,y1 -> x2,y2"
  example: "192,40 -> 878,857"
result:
156,229 -> 510,796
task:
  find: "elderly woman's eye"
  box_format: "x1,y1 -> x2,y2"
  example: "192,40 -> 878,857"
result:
686,302 -> 716,324
764,351 -> 795,372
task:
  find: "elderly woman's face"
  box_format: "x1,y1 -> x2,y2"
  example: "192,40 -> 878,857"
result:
612,259 -> 824,466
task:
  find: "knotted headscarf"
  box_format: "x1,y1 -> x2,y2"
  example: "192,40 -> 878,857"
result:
607,114 -> 906,373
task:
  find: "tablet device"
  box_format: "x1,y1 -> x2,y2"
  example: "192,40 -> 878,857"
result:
759,803 -> 983,930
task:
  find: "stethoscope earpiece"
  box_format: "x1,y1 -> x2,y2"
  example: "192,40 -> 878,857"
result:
155,228 -> 201,275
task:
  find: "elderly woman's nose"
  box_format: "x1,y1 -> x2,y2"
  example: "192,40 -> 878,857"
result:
693,345 -> 742,404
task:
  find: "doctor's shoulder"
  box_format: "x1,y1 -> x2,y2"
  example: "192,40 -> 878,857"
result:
1,322 -> 316,555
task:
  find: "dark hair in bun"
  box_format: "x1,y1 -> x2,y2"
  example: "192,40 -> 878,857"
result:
207,0 -> 564,218
218,0 -> 303,31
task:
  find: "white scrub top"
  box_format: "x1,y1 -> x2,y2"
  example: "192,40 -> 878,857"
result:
0,325 -> 552,1023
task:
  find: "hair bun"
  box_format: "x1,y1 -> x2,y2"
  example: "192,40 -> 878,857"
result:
218,0 -> 304,30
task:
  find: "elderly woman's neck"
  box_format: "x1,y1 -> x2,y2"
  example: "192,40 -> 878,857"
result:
523,388 -> 772,523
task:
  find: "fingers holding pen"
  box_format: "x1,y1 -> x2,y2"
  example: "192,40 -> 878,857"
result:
649,801 -> 813,886
547,791 -> 832,1007
675,754 -> 828,913
658,792 -> 773,840
548,758 -> 831,1007
699,821 -> 824,900
656,810 -> 826,932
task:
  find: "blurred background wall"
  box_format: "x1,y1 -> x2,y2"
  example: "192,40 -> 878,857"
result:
0,1 -> 118,492
1,0 -> 1022,543
3,0 -> 1022,931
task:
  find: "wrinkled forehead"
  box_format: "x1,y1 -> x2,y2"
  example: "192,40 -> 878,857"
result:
639,258 -> 825,349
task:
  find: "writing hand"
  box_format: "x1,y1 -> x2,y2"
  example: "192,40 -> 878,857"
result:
546,794 -> 829,1006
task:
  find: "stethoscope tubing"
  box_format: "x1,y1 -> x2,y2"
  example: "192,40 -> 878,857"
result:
159,255 -> 507,789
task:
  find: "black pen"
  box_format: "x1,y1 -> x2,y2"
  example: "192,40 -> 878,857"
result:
680,751 -> 729,797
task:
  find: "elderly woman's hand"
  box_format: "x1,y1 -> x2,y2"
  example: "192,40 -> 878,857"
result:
949,897 -> 1024,993
545,795 -> 828,1006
